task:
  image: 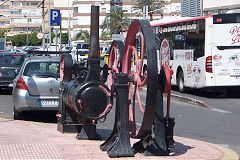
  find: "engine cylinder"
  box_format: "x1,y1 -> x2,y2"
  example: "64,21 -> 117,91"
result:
62,81 -> 111,120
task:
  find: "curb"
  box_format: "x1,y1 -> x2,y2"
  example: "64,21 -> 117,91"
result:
174,136 -> 239,160
171,93 -> 213,108
211,143 -> 239,160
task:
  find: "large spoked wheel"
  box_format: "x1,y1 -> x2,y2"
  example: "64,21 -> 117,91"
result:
60,53 -> 73,82
107,40 -> 124,90
122,20 -> 158,139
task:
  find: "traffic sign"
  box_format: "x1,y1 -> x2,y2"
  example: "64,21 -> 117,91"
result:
50,9 -> 61,26
36,32 -> 44,39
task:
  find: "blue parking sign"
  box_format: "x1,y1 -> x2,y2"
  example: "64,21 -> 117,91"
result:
50,9 -> 61,26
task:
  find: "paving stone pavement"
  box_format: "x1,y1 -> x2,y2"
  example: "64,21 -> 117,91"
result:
0,118 -> 239,160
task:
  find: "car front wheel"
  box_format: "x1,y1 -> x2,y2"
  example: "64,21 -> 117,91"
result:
177,70 -> 185,93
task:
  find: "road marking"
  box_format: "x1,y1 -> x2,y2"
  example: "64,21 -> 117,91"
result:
211,108 -> 231,114
218,144 -> 230,147
0,105 -> 12,107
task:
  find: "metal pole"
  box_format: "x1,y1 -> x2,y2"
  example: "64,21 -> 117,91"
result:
4,33 -> 6,50
143,0 -> 146,19
60,13 -> 62,50
68,0 -> 71,46
42,0 -> 45,51
49,0 -> 51,45
27,15 -> 29,46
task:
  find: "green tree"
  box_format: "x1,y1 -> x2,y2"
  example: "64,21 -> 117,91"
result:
12,34 -> 27,47
102,8 -> 130,34
101,31 -> 111,41
133,0 -> 164,21
28,32 -> 42,46
75,29 -> 90,42
0,29 -> 6,38
60,32 -> 68,45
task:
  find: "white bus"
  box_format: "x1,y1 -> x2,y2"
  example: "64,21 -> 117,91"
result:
151,13 -> 240,92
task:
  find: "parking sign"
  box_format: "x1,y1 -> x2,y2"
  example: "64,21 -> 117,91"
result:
50,9 -> 61,26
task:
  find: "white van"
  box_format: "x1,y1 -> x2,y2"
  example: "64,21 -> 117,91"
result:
71,43 -> 89,62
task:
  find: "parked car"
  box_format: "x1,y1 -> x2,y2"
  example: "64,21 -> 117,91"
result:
38,44 -> 61,51
61,46 -> 73,52
23,46 -> 40,53
0,52 -> 26,90
12,54 -> 60,119
100,46 -> 110,56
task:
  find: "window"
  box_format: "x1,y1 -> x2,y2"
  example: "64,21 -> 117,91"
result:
73,7 -> 78,13
175,6 -> 181,12
22,2 -> 31,6
157,19 -> 205,60
82,43 -> 89,49
11,18 -> 24,23
23,62 -> 60,77
31,2 -> 38,6
0,5 -> 9,9
0,55 -> 25,67
101,8 -> 106,13
12,2 -> 21,6
10,10 -> 22,15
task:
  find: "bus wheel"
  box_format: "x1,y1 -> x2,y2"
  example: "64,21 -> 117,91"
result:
177,70 -> 185,93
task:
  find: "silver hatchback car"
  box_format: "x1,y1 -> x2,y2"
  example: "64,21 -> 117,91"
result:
12,55 -> 60,119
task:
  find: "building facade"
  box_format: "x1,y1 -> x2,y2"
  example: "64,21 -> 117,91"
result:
71,0 -> 111,40
0,0 -> 10,30
203,0 -> 240,15
53,0 -> 73,39
181,0 -> 201,17
0,0 -> 181,41
0,0 -> 53,37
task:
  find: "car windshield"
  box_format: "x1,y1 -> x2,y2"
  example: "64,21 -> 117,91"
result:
0,55 -> 25,67
65,47 -> 71,50
23,62 -> 60,78
82,44 -> 89,49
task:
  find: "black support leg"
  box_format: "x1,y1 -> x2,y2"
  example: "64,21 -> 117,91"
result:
133,89 -> 169,156
106,73 -> 134,158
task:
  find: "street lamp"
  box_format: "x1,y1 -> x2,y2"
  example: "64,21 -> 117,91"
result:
24,10 -> 35,46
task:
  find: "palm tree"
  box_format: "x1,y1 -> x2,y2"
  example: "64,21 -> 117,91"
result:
75,29 -> 90,42
133,0 -> 164,21
102,8 -> 130,34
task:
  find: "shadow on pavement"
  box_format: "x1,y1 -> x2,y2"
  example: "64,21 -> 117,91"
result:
0,88 -> 12,95
19,111 -> 58,123
170,141 -> 194,156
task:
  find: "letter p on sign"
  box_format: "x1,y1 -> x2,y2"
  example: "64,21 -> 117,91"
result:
52,11 -> 58,20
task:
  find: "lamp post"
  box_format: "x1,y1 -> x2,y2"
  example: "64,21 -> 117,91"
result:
48,0 -> 51,45
67,0 -> 71,46
25,10 -> 35,46
4,32 -> 7,50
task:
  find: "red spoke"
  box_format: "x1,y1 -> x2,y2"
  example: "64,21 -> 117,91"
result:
138,74 -> 147,87
140,31 -> 145,75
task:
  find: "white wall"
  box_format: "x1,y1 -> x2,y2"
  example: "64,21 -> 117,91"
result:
203,0 -> 240,10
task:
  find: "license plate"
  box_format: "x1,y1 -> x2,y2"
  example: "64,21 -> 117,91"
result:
39,100 -> 58,106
